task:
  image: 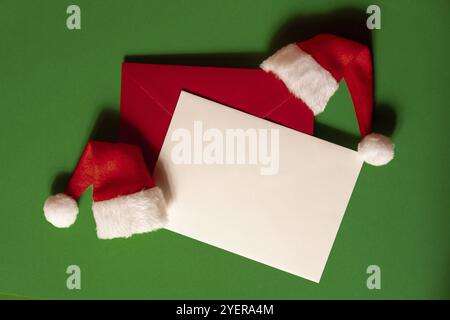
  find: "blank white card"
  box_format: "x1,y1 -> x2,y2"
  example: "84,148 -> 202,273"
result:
154,91 -> 363,282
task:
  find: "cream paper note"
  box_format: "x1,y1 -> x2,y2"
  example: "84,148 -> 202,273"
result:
154,91 -> 363,282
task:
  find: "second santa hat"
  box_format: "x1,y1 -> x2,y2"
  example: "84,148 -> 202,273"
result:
261,34 -> 394,166
43,141 -> 167,239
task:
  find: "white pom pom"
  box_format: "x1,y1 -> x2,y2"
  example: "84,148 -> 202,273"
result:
358,133 -> 394,166
43,193 -> 78,228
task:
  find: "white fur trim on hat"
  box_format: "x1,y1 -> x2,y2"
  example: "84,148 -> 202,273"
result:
92,187 -> 167,240
260,43 -> 339,115
358,133 -> 394,166
44,193 -> 79,228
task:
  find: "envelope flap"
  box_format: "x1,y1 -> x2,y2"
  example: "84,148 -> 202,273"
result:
120,62 -> 314,171
123,62 -> 299,116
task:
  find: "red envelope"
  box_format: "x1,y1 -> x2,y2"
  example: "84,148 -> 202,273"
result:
119,62 -> 314,171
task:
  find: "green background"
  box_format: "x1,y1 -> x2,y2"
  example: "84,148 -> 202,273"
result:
0,0 -> 449,299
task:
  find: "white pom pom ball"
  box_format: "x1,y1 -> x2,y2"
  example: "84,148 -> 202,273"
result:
43,193 -> 78,228
358,133 -> 394,166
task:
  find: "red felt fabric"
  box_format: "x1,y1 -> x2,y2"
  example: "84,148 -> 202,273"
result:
65,141 -> 155,201
119,63 -> 314,172
298,34 -> 373,137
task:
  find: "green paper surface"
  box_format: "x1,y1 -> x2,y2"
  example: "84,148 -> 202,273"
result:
0,0 -> 449,299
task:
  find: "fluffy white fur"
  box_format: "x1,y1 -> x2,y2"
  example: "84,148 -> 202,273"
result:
260,43 -> 339,115
44,193 -> 79,228
358,133 -> 394,166
92,187 -> 167,240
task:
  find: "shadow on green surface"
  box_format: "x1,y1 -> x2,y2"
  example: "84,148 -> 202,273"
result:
89,107 -> 121,142
125,52 -> 265,69
51,172 -> 72,194
268,7 -> 373,52
372,103 -> 397,137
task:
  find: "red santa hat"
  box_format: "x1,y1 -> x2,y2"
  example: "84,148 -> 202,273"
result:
43,141 -> 167,239
261,34 -> 394,166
